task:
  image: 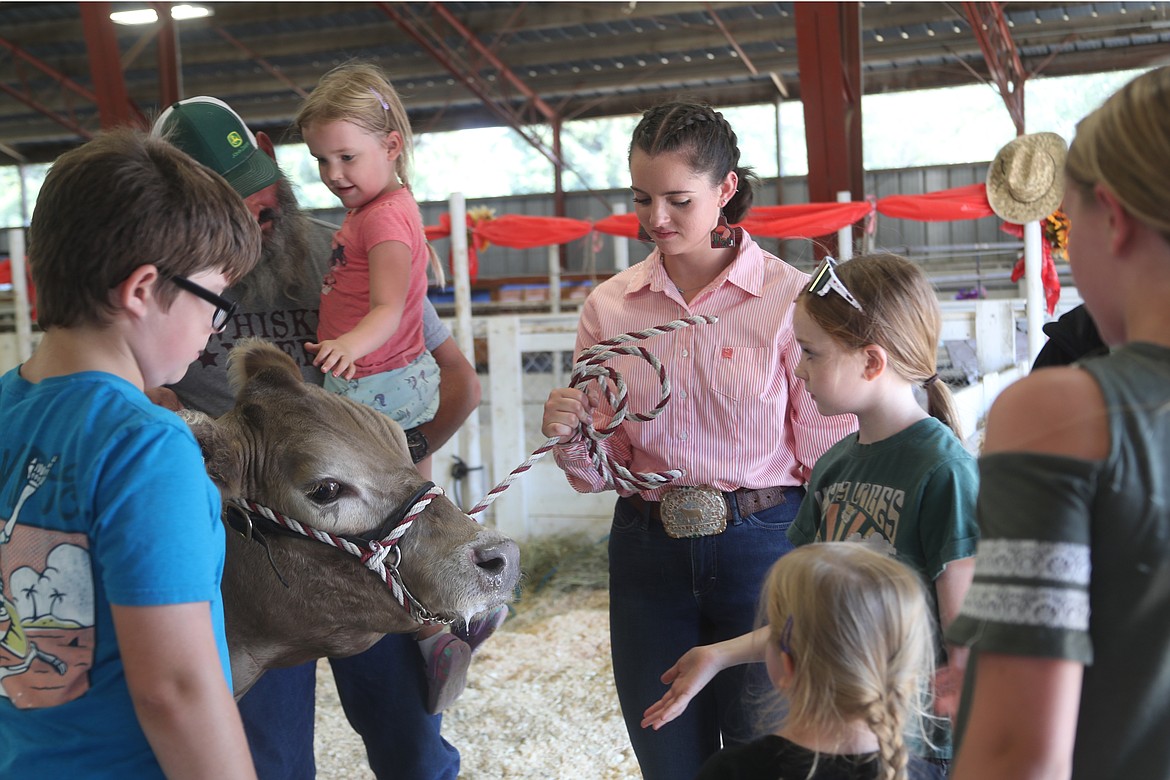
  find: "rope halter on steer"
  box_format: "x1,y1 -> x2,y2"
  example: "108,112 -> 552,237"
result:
467,313 -> 719,518
227,480 -> 455,626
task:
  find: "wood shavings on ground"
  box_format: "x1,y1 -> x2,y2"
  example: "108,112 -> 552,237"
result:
314,588 -> 643,779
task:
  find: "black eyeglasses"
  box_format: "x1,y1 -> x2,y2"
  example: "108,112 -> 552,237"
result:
163,272 -> 237,332
807,256 -> 864,313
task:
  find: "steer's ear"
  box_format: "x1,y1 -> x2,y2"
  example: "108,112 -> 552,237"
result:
180,410 -> 244,497
227,336 -> 305,398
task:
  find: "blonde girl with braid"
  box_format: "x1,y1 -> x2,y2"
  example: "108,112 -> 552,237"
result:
644,254 -> 976,773
695,543 -> 941,780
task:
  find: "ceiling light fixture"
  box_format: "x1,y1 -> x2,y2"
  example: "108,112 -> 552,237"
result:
110,4 -> 212,25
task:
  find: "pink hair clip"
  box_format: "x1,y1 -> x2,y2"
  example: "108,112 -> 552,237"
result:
368,87 -> 390,111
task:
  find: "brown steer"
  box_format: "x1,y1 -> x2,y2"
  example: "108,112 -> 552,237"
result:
182,339 -> 519,697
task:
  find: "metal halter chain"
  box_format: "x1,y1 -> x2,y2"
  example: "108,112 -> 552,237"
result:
467,314 -> 718,518
228,481 -> 455,625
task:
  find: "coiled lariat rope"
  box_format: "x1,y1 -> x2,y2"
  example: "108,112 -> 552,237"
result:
467,314 -> 718,519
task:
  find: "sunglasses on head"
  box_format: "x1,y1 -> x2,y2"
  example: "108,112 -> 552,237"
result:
807,256 -> 864,313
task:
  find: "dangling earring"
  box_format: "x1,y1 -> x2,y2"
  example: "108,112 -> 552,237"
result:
710,210 -> 736,249
637,224 -> 653,243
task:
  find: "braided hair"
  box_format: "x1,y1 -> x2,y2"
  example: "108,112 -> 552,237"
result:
629,101 -> 757,222
764,543 -> 936,780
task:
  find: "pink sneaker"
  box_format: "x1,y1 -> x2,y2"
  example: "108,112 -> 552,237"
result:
425,633 -> 471,714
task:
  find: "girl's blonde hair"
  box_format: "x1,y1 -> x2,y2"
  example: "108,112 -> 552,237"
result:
295,61 -> 415,189
295,61 -> 446,286
800,253 -> 962,439
1065,66 -> 1170,242
765,543 -> 935,780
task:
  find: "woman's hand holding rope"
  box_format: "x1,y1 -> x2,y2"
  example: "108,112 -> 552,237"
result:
467,315 -> 717,519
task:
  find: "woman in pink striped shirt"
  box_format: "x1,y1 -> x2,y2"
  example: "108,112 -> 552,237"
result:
541,101 -> 856,779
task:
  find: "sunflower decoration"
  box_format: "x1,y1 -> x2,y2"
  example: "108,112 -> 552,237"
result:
1003,207 -> 1067,315
467,206 -> 496,254
1044,208 -> 1070,263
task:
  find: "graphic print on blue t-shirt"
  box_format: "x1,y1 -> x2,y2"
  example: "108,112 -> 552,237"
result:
0,454 -> 93,709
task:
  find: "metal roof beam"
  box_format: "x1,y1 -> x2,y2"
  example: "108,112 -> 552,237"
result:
152,2 -> 181,107
0,80 -> 92,140
0,35 -> 98,104
79,2 -> 144,129
795,1 -> 864,236
705,3 -> 788,98
378,0 -> 593,216
211,25 -> 309,100
963,1 -> 1027,134
428,2 -> 559,124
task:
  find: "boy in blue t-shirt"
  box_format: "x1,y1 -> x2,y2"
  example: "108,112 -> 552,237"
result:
0,130 -> 262,778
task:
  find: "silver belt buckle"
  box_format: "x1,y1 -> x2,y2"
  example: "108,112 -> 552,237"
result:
659,486 -> 728,539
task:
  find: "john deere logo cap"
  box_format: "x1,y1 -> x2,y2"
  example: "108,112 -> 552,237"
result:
151,96 -> 281,198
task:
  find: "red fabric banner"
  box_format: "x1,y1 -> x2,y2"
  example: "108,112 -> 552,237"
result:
424,223 -> 450,241
876,183 -> 995,222
593,213 -> 641,239
737,201 -> 873,239
422,185 -> 1000,250
474,214 -> 594,250
0,258 -> 36,317
1001,221 -> 1062,315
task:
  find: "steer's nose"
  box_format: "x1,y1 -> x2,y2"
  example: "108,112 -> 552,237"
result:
472,539 -> 520,590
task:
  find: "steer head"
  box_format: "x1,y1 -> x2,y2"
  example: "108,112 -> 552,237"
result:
183,338 -> 519,697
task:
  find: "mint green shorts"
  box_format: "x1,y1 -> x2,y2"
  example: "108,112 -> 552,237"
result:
323,350 -> 440,429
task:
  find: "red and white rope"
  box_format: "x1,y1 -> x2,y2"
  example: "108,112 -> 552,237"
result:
229,484 -> 452,624
467,314 -> 718,519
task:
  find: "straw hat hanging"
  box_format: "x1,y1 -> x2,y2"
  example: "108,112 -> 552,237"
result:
986,132 -> 1068,224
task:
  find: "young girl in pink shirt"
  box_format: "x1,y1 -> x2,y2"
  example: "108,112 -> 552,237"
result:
294,63 -> 469,718
296,62 -> 443,436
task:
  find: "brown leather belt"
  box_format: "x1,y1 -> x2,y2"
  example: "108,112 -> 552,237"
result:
626,485 -> 796,524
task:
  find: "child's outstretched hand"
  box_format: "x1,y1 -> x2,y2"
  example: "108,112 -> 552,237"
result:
306,338 -> 360,381
933,662 -> 963,722
640,644 -> 724,730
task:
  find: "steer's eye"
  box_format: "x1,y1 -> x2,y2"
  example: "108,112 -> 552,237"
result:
306,480 -> 343,504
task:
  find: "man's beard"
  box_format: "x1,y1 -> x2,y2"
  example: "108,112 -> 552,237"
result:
235,177 -> 319,310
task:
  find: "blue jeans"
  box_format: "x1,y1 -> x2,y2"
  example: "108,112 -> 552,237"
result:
238,634 -> 459,780
608,489 -> 804,780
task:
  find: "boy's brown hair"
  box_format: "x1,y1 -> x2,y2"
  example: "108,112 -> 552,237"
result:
28,129 -> 260,329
